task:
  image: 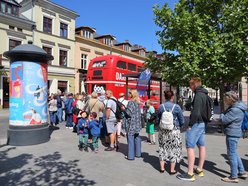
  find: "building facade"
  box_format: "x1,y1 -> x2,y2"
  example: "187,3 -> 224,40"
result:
0,0 -> 35,108
20,0 -> 79,94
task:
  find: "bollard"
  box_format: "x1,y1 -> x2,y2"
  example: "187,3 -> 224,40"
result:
3,42 -> 53,146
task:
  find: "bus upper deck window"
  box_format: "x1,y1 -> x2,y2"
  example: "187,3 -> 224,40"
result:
117,61 -> 126,70
92,60 -> 106,68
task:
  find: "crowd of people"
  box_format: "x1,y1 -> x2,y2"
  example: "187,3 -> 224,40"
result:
47,77 -> 248,183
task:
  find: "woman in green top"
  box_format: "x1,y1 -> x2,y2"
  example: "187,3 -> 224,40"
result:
146,100 -> 156,145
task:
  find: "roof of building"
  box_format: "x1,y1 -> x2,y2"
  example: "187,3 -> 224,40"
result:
76,26 -> 96,33
94,34 -> 116,40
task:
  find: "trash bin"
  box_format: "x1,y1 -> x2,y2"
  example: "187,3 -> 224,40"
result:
3,42 -> 53,146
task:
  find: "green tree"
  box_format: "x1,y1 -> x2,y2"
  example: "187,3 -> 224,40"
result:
146,0 -> 248,109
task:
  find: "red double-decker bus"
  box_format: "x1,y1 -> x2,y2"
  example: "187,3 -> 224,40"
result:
86,55 -> 161,108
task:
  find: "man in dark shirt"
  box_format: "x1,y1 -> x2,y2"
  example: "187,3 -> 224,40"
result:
178,77 -> 208,182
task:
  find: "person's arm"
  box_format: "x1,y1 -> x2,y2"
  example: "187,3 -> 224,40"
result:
189,94 -> 203,126
176,105 -> 185,127
220,108 -> 237,126
156,105 -> 163,124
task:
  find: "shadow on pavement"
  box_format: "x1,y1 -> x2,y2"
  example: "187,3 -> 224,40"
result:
0,149 -> 96,186
142,152 -> 160,172
180,156 -> 230,178
221,153 -> 248,172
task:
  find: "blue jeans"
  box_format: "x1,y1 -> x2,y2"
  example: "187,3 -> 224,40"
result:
226,137 -> 245,178
66,114 -> 73,127
186,122 -> 205,148
79,134 -> 88,149
57,107 -> 63,123
49,111 -> 57,125
127,133 -> 141,160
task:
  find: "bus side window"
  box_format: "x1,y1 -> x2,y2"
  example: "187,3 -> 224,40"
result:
128,63 -> 136,72
138,66 -> 144,72
117,61 -> 126,70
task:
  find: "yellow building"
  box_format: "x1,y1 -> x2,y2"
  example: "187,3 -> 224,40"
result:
0,0 -> 35,108
75,26 -> 148,93
20,0 -> 79,94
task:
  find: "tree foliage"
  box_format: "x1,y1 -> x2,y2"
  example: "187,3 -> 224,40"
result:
146,0 -> 248,88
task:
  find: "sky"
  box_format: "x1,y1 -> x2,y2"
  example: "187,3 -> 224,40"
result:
51,0 -> 178,54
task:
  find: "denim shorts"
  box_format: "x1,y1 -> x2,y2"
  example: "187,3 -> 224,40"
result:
106,120 -> 117,134
185,122 -> 205,148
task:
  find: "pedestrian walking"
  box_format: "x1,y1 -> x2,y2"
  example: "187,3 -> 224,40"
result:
48,94 -> 57,127
220,91 -> 248,183
104,90 -> 118,151
124,89 -> 142,160
88,112 -> 101,153
146,99 -> 156,145
157,91 -> 184,174
177,77 -> 208,181
64,93 -> 74,129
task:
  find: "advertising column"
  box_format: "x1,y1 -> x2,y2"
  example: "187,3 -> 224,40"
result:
4,43 -> 53,146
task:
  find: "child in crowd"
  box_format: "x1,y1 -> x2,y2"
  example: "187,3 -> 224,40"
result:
77,111 -> 89,152
88,112 -> 101,153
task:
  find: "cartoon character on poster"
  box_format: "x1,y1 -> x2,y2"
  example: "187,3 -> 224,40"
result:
11,64 -> 23,98
23,62 -> 48,125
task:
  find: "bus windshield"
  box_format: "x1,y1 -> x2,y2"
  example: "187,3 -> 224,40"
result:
92,60 -> 106,68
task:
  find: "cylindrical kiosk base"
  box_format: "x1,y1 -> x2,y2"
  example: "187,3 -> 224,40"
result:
7,124 -> 50,146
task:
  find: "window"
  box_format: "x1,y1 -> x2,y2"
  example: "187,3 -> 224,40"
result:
0,1 -> 19,16
59,50 -> 67,66
140,50 -> 145,56
92,60 -> 106,68
17,28 -> 22,32
128,63 -> 136,72
43,17 -> 52,34
43,46 -> 52,65
9,39 -> 21,50
83,30 -> 91,39
117,61 -> 126,70
60,22 -> 68,38
9,25 -> 14,30
81,54 -> 87,69
138,66 -> 145,73
124,45 -> 130,52
58,81 -> 68,93
1,2 -> 6,13
104,38 -> 112,46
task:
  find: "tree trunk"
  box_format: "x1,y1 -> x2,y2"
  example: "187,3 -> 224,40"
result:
219,83 -> 225,112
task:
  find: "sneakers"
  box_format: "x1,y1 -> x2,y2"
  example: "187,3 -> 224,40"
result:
177,173 -> 196,182
221,177 -> 239,183
194,168 -> 204,177
238,172 -> 248,179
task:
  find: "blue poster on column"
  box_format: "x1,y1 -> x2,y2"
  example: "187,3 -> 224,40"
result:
136,69 -> 151,96
9,61 -> 48,126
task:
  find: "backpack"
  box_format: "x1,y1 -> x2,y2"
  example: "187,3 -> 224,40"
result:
148,112 -> 157,123
202,95 -> 214,123
110,98 -> 125,121
72,105 -> 81,115
241,111 -> 248,138
159,104 -> 176,130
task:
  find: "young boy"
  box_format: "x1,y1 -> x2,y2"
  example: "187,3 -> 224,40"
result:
77,111 -> 89,152
88,112 -> 101,153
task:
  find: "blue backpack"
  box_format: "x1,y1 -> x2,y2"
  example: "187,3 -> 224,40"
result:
241,111 -> 248,138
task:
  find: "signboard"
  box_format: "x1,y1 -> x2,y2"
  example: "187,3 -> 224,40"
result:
136,69 -> 151,96
9,61 -> 48,126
